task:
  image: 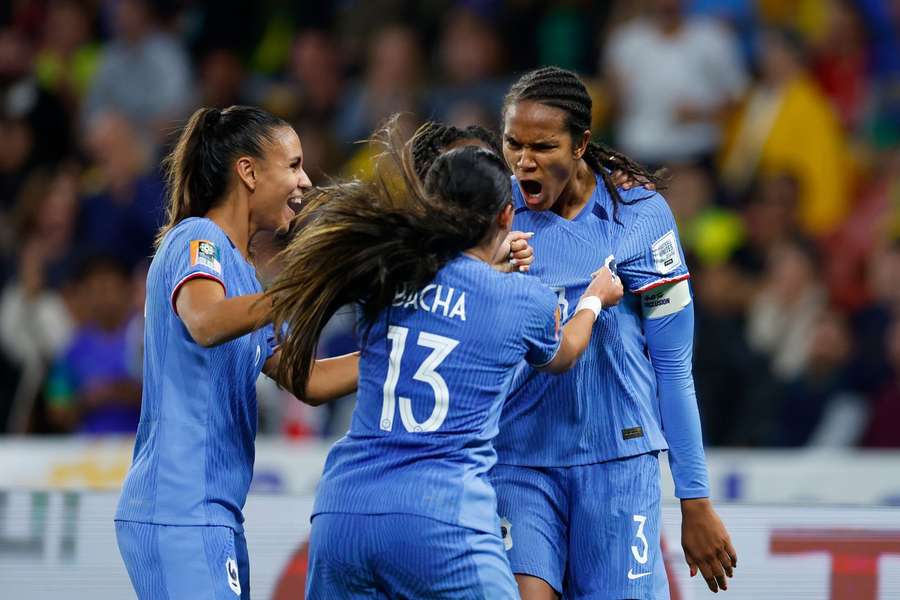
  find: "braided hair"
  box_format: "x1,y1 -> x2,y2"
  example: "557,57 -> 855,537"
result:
411,122 -> 504,180
502,66 -> 665,217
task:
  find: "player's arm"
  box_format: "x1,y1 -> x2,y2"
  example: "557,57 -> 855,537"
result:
175,278 -> 271,347
641,281 -> 737,593
538,264 -> 623,374
262,349 -> 359,406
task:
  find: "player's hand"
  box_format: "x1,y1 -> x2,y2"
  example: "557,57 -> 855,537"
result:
611,169 -> 655,191
681,498 -> 737,593
584,264 -> 623,308
493,231 -> 534,273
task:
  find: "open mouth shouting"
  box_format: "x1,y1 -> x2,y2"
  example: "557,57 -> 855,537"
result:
519,179 -> 544,206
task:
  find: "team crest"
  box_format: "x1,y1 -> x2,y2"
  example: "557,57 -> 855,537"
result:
190,240 -> 222,274
225,557 -> 241,595
500,517 -> 513,551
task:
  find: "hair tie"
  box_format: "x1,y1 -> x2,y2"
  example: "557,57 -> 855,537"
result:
204,108 -> 222,130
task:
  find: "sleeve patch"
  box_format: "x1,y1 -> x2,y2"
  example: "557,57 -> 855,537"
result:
651,230 -> 682,275
190,240 -> 222,274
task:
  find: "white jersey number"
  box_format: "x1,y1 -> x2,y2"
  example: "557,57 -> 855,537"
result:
381,326 -> 459,433
550,286 -> 570,321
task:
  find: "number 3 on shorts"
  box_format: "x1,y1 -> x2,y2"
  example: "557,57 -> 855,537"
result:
631,514 -> 649,565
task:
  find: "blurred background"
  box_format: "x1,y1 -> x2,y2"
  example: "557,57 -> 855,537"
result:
2,1 -> 900,598
1,0 -> 899,449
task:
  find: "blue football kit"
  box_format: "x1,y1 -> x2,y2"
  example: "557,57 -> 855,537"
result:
306,254 -> 561,599
492,176 -> 708,598
115,217 -> 275,600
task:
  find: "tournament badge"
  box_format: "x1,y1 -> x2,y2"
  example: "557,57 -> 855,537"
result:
190,240 -> 222,274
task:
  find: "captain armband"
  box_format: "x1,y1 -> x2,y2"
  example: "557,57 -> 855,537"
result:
639,279 -> 691,319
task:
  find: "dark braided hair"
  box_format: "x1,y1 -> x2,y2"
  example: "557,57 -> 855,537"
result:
502,66 -> 665,217
411,122 -> 504,180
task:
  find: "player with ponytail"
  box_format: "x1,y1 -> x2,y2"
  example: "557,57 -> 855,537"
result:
115,106 -> 358,600
270,120 -> 623,598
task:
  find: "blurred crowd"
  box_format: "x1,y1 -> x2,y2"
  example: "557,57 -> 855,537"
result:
0,0 -> 898,448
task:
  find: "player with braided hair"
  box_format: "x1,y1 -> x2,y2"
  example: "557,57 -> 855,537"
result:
490,66 -> 737,599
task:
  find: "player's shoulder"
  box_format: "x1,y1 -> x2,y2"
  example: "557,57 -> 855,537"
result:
616,189 -> 675,225
168,217 -> 228,243
507,271 -> 557,308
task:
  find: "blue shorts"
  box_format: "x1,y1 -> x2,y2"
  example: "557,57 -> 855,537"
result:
115,521 -> 250,600
306,512 -> 518,599
490,452 -> 669,599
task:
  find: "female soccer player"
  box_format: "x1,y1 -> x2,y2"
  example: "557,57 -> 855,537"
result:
488,67 -> 737,599
267,126 -> 624,598
114,105 -> 359,600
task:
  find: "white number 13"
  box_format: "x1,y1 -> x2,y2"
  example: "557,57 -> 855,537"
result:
381,326 -> 459,433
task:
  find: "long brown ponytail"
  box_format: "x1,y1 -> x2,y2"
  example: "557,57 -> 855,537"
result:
267,119 -> 512,395
157,105 -> 289,247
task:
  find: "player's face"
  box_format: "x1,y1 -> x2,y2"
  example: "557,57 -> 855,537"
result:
503,100 -> 580,212
252,126 -> 312,233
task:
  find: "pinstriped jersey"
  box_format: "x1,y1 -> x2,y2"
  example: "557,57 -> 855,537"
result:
116,217 -> 275,532
495,176 -> 689,466
313,254 -> 560,534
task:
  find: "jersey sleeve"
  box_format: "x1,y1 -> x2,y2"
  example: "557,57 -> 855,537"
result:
520,280 -> 562,368
616,193 -> 691,294
644,302 -> 710,498
165,220 -> 229,313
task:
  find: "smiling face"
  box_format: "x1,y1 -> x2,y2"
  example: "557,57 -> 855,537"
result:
249,126 -> 312,234
502,100 -> 587,212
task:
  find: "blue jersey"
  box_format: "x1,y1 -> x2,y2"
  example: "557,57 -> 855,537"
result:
116,217 -> 275,532
495,175 -> 690,466
312,255 -> 560,534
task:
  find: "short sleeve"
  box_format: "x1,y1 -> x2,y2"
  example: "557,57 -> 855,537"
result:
521,281 -> 562,368
617,193 -> 691,294
165,220 -> 229,313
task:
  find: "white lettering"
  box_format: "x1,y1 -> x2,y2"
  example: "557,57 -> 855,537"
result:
419,284 -> 437,311
448,292 -> 466,321
432,285 -> 453,316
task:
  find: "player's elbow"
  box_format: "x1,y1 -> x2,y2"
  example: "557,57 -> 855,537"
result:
182,316 -> 220,348
537,350 -> 577,375
298,389 -> 328,407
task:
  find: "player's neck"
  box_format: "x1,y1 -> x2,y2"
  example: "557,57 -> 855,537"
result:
552,160 -> 597,221
205,193 -> 251,258
464,229 -> 505,265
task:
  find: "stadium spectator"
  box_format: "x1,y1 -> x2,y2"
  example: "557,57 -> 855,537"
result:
746,238 -> 827,382
861,314 -> 900,447
777,309 -> 866,447
195,46 -> 250,110
0,166 -> 79,432
719,27 -> 851,237
335,24 -> 424,148
0,26 -> 74,206
33,0 -> 99,111
81,0 -> 192,142
812,0 -> 871,133
604,0 -> 748,166
77,111 -> 165,269
427,7 -> 507,128
45,254 -> 142,434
